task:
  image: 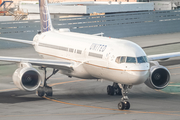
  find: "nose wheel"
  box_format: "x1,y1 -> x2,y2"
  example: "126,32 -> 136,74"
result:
37,67 -> 59,97
118,101 -> 130,110
117,84 -> 132,110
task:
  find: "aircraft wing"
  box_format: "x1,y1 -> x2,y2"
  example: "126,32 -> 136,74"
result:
0,56 -> 74,72
148,52 -> 180,61
0,37 -> 34,45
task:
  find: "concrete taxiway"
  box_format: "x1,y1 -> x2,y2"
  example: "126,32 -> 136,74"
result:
0,33 -> 180,120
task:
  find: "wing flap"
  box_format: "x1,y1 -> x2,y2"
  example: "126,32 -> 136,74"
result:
0,56 -> 74,72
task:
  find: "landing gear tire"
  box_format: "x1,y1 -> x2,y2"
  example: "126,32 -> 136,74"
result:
117,84 -> 132,110
37,86 -> 53,97
110,86 -> 114,95
124,101 -> 130,110
118,101 -> 130,110
107,83 -> 122,96
116,88 -> 122,95
37,87 -> 45,97
107,85 -> 111,95
107,85 -> 114,95
118,102 -> 125,110
45,86 -> 53,96
37,68 -> 59,97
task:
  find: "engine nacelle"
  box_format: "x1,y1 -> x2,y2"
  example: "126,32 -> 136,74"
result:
145,65 -> 170,89
13,63 -> 42,91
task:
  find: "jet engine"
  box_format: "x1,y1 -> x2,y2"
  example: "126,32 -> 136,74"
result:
13,63 -> 42,91
145,65 -> 170,89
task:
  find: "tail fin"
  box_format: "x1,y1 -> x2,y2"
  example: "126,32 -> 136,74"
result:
39,0 -> 53,32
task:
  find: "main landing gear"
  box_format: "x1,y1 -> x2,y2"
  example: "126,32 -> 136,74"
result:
107,83 -> 132,110
37,67 -> 59,97
107,82 -> 122,95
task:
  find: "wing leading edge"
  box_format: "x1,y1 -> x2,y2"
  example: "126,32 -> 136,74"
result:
0,37 -> 34,45
148,52 -> 180,61
0,56 -> 74,72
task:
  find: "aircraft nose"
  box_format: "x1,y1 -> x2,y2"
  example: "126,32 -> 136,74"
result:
127,70 -> 149,85
127,64 -> 149,85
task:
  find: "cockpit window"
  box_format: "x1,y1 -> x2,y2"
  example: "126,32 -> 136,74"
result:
143,56 -> 148,62
120,56 -> 126,63
137,56 -> 147,63
115,56 -> 121,63
115,56 -> 147,64
126,57 -> 136,63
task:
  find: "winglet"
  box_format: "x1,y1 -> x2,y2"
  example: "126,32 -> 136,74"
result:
39,0 -> 54,32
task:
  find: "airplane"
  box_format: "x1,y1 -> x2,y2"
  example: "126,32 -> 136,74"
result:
0,0 -> 180,110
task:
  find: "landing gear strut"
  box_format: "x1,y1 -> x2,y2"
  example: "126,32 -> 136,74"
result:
37,67 -> 59,97
117,84 -> 132,110
107,82 -> 122,95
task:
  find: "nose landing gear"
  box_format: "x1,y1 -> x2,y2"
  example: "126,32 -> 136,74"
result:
118,84 -> 132,110
107,83 -> 132,110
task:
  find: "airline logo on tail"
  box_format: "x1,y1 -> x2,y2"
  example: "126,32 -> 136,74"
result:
39,0 -> 53,32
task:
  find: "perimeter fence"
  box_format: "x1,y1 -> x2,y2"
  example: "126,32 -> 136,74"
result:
0,10 -> 180,48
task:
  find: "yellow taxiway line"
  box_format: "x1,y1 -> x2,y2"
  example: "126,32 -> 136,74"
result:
46,79 -> 180,117
49,79 -> 85,86
43,96 -> 180,116
0,88 -> 18,92
1,79 -> 180,117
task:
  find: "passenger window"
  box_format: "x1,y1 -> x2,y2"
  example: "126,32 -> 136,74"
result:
126,57 -> 136,63
120,56 -> 126,63
115,56 -> 121,63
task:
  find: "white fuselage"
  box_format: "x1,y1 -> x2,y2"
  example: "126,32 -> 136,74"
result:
33,30 -> 150,85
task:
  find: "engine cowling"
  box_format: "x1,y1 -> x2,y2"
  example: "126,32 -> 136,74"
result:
145,65 -> 170,89
13,63 -> 42,91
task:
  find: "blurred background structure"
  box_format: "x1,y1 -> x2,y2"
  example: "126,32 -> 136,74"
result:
0,0 -> 180,47
0,0 -> 180,20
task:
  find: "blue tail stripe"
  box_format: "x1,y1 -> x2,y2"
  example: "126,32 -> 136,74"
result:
39,0 -> 53,33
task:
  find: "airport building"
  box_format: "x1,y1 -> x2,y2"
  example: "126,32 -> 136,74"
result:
0,0 -> 154,20
1,0 -> 137,3
1,0 -> 180,21
0,0 -> 180,42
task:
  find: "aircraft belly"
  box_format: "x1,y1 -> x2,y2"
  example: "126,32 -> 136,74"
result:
83,63 -> 104,79
71,64 -> 96,79
83,59 -> 108,79
102,69 -> 149,85
83,64 -> 134,84
101,68 -> 128,84
83,62 -> 131,84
